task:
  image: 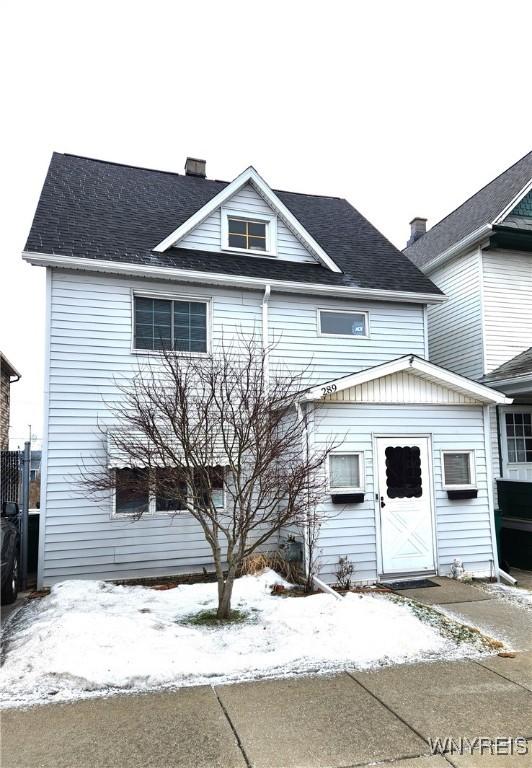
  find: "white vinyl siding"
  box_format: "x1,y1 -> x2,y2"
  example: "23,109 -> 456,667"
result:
269,296 -> 425,384
312,404 -> 494,584
322,371 -> 479,405
41,269 -> 427,585
426,249 -> 484,379
178,183 -> 316,264
482,250 -> 532,374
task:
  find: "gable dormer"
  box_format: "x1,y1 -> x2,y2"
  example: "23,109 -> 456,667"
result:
154,166 -> 342,272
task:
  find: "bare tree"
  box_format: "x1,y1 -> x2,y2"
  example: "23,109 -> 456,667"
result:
82,337 -> 334,619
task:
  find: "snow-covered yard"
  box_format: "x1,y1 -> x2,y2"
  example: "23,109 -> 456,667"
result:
0,570 -> 497,709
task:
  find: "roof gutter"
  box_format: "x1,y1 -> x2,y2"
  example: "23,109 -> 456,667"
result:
22,251 -> 447,305
0,353 -> 21,382
421,224 -> 492,274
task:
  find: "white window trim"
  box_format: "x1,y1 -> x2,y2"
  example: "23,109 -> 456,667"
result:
328,451 -> 365,493
221,207 -> 277,257
501,406 -> 532,466
130,289 -> 212,356
112,469 -> 226,519
317,308 -> 370,339
441,450 -> 476,490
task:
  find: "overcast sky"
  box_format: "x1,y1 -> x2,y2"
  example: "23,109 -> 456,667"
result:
1,0 -> 531,449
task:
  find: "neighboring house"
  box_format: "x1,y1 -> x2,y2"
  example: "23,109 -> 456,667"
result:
30,450 -> 42,482
0,352 -> 21,450
29,449 -> 42,508
24,153 -> 509,587
405,151 -> 532,511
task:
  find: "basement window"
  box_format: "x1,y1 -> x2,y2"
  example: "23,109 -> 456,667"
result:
442,451 -> 475,489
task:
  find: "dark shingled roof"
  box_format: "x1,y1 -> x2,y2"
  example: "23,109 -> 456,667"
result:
483,347 -> 532,383
405,151 -> 532,267
25,153 -> 441,296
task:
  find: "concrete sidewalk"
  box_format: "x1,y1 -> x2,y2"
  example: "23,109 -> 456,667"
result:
2,654 -> 531,768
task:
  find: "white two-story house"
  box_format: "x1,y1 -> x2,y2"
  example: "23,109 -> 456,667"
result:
405,151 -> 532,531
24,153 -> 509,587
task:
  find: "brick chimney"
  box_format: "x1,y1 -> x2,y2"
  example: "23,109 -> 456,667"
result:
185,157 -> 206,178
407,217 -> 427,247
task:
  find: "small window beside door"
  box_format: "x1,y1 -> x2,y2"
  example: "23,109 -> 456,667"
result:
329,453 -> 364,492
442,450 -> 475,489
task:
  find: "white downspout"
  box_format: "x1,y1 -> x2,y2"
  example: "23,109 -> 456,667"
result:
262,284 -> 271,390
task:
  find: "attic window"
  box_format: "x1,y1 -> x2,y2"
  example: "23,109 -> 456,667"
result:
221,208 -> 276,256
228,218 -> 266,250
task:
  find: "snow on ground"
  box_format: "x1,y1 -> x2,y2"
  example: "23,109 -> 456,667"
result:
0,570 -> 492,708
482,581 -> 532,610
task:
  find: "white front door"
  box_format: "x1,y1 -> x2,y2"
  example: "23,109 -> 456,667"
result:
376,436 -> 435,575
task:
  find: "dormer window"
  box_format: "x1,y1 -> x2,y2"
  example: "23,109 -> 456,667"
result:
228,218 -> 266,251
221,208 -> 277,256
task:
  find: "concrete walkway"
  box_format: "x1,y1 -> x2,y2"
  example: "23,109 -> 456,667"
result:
398,576 -> 532,652
3,578 -> 531,767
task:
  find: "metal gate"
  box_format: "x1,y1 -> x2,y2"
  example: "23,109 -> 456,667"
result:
1,444 -> 32,588
0,450 -> 21,505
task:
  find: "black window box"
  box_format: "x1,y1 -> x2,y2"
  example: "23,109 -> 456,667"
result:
446,488 -> 478,500
331,492 -> 365,504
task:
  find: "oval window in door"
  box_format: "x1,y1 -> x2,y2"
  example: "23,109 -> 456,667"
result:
384,446 -> 422,499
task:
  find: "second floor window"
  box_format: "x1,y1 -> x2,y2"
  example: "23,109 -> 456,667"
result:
134,296 -> 208,353
319,310 -> 368,338
227,217 -> 267,251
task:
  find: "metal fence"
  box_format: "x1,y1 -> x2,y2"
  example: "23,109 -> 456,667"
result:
1,450 -> 21,505
1,445 -> 31,588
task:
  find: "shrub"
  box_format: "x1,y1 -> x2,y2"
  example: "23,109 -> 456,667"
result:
335,556 -> 355,590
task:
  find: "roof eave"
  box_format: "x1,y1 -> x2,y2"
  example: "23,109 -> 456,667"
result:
0,352 -> 21,381
22,251 -> 447,305
417,224 -> 492,274
481,373 -> 532,396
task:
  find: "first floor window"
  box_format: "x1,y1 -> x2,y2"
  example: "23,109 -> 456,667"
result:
134,296 -> 208,353
192,467 -> 225,509
114,466 -> 225,515
329,453 -> 363,491
115,468 -> 150,515
442,451 -> 474,488
505,412 -> 532,463
155,468 -> 187,512
319,310 -> 368,338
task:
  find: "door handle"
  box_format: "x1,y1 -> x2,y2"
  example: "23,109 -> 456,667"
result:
380,496 -> 386,508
